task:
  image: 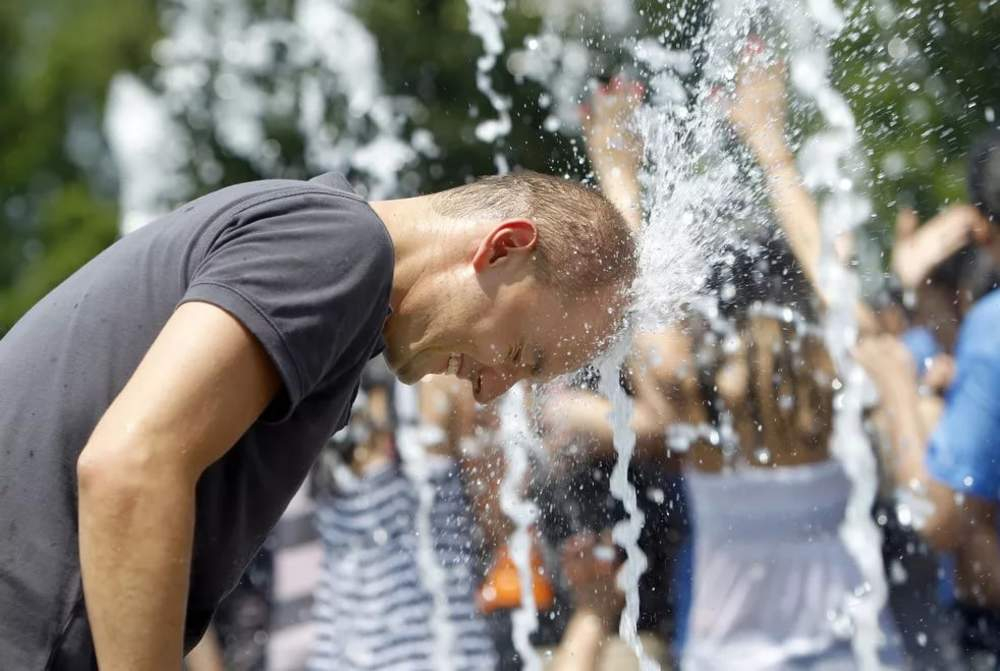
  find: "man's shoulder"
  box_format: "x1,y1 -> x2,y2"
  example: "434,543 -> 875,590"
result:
221,176 -> 394,269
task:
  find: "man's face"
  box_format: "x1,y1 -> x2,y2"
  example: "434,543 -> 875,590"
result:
385,275 -> 621,403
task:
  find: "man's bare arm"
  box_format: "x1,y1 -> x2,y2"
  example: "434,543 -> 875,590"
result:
77,301 -> 280,670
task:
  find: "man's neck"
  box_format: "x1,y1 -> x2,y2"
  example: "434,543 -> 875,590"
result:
369,195 -> 454,315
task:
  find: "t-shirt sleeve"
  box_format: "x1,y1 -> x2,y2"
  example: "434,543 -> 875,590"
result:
926,354 -> 1000,500
180,189 -> 393,420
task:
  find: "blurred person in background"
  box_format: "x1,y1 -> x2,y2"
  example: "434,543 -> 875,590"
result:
537,372 -> 684,670
856,129 -> 1000,668
306,360 -> 497,670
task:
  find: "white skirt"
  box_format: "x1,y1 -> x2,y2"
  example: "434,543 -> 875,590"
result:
682,460 -> 903,671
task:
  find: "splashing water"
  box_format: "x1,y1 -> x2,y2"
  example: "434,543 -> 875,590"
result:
497,384 -> 544,670
467,0 -> 511,173
768,0 -> 890,665
507,1 -> 635,136
394,382 -> 458,671
505,0 -> 751,660
597,337 -> 657,671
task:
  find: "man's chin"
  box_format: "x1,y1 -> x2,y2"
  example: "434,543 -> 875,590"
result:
389,358 -> 422,384
395,370 -> 421,384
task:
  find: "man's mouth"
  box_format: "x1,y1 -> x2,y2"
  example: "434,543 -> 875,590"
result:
446,353 -> 483,397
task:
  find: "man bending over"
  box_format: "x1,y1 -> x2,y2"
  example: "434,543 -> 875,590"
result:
0,170 -> 636,670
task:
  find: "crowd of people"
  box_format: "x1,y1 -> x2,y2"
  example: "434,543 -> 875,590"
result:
179,45 -> 1000,671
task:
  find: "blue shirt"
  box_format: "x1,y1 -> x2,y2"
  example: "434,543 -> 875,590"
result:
901,326 -> 942,380
926,290 -> 1000,500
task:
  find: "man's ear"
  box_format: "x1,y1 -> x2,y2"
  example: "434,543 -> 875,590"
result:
471,219 -> 538,273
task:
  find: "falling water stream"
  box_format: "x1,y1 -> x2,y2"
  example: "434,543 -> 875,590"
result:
466,3 -> 554,666
497,384 -> 544,670
774,0 -> 890,664
597,338 -> 657,671
467,0 -> 512,173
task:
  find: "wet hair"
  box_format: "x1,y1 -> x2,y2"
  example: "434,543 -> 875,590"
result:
431,170 -> 638,297
968,128 -> 1000,225
696,235 -> 835,460
707,235 -> 818,324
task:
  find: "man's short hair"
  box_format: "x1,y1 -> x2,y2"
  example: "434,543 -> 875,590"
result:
431,170 -> 638,297
969,129 -> 1000,225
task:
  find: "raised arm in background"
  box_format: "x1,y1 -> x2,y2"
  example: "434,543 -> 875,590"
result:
581,77 -> 645,231
853,335 -> 1000,609
727,46 -> 882,336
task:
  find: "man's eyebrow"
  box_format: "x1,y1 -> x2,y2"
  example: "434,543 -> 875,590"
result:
531,346 -> 545,376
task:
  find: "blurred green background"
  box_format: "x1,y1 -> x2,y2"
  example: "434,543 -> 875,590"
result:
1,0 -> 997,333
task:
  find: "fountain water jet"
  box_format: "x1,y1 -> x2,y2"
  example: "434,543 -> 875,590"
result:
467,0 -> 512,173
597,338 -> 658,671
768,0 -> 891,665
497,383 -> 544,671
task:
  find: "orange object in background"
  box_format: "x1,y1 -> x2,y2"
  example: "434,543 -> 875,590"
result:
478,542 -> 555,614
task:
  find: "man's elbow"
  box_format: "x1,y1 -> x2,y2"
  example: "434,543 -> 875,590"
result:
77,433 -> 193,509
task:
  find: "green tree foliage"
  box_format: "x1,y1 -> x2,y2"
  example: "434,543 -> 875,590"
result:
834,0 -> 1000,240
0,0 -> 158,331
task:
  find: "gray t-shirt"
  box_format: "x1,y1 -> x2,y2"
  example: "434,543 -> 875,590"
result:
0,172 -> 394,670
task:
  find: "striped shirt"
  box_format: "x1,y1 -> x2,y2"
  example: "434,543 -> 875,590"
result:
308,458 -> 497,670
